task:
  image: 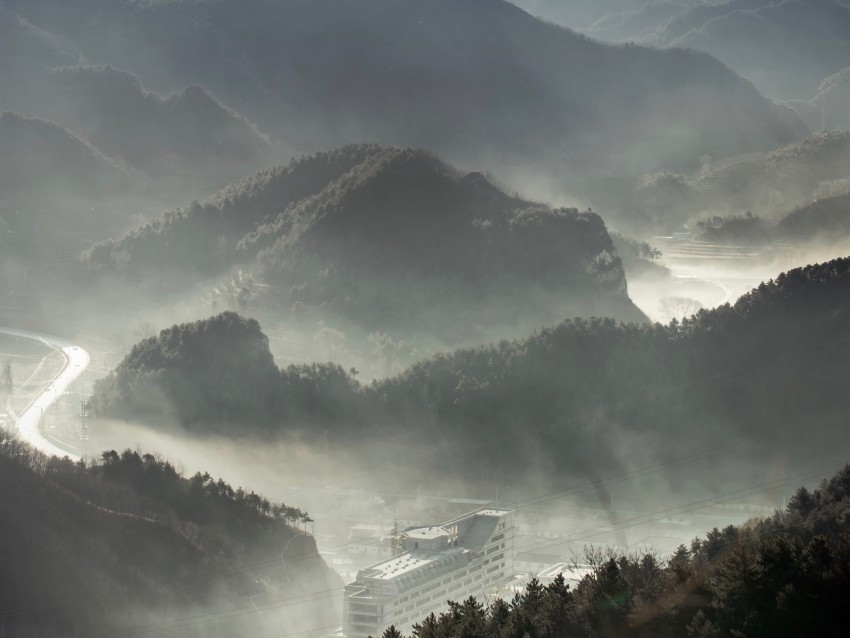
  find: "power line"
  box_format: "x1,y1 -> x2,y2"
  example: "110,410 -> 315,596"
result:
110,456 -> 847,637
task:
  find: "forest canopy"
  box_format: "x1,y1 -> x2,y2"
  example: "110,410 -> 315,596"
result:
376,462 -> 850,638
95,258 -> 850,493
0,436 -> 336,638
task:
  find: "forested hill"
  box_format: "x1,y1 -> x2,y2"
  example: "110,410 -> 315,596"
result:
85,145 -> 644,331
3,0 -> 805,181
383,462 -> 850,638
619,131 -> 850,226
96,259 -> 850,494
373,258 -> 850,477
94,312 -> 283,428
0,436 -> 339,638
776,191 -> 850,244
93,312 -> 364,430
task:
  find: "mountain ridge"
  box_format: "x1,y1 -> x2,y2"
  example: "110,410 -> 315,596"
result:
84,144 -> 646,336
3,0 -> 808,186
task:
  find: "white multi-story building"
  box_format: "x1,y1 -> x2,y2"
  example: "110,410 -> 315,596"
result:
342,508 -> 514,638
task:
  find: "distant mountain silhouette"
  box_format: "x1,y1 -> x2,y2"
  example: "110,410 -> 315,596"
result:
777,191 -> 850,242
4,0 -> 806,186
642,0 -> 850,99
787,67 -> 850,132
38,65 -> 274,190
0,111 -> 128,195
0,5 -> 80,112
510,0 -> 662,29
619,131 -> 850,227
85,144 -> 645,335
585,1 -> 692,42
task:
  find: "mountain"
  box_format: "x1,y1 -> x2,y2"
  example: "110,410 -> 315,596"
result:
642,0 -> 850,99
0,437 -> 339,638
4,0 -> 806,184
0,111 -> 128,195
697,190 -> 850,245
96,258 -> 850,500
37,65 -> 274,190
776,192 -> 850,242
509,0 -> 666,29
787,66 -> 850,132
84,145 -> 645,336
585,0 -> 694,42
0,5 -> 80,113
614,131 -> 850,228
366,257 -> 850,485
93,312 -> 363,431
94,312 -> 283,429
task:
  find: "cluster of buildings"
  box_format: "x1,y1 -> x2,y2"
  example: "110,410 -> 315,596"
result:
342,508 -> 514,637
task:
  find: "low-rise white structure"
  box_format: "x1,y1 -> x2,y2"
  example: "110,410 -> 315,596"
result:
536,562 -> 594,588
343,508 -> 514,637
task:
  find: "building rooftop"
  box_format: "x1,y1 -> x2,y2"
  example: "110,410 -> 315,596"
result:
404,526 -> 450,540
348,507 -> 513,591
477,509 -> 511,518
537,562 -> 594,586
356,547 -> 471,585
362,553 -> 442,580
443,508 -> 511,526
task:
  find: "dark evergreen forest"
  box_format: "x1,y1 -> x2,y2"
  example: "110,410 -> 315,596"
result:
83,144 -> 642,333
94,257 -> 850,494
0,436 -> 338,638
373,463 -> 850,638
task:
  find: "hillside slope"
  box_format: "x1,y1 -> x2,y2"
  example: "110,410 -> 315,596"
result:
37,65 -> 274,189
0,5 -> 80,113
0,111 -> 128,195
776,192 -> 850,242
787,66 -> 850,132
4,0 -> 806,183
0,437 -> 339,638
95,258 -> 850,500
643,0 -> 850,99
394,462 -> 850,638
85,145 -> 645,334
616,131 -> 850,227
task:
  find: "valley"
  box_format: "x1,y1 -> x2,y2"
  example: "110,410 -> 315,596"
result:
4,0 -> 850,636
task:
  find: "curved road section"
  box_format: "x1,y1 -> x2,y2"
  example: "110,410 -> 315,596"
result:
0,327 -> 90,461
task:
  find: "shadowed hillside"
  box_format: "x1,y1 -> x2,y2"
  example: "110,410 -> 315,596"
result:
37,65 -> 274,190
3,0 -> 806,184
776,192 -> 850,242
608,131 -> 850,229
0,436 -> 340,638
787,66 -> 850,132
84,145 -> 645,336
641,0 -> 850,99
0,5 -> 80,113
0,111 -> 128,195
94,258 -> 850,501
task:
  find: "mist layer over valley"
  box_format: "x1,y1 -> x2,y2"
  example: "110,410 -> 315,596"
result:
4,1 -> 850,637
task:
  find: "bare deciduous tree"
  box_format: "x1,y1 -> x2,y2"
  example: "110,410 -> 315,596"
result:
659,296 -> 703,321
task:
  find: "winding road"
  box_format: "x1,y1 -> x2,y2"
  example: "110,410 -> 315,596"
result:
0,327 -> 90,461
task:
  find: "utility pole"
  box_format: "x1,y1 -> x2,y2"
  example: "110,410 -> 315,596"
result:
79,398 -> 91,459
